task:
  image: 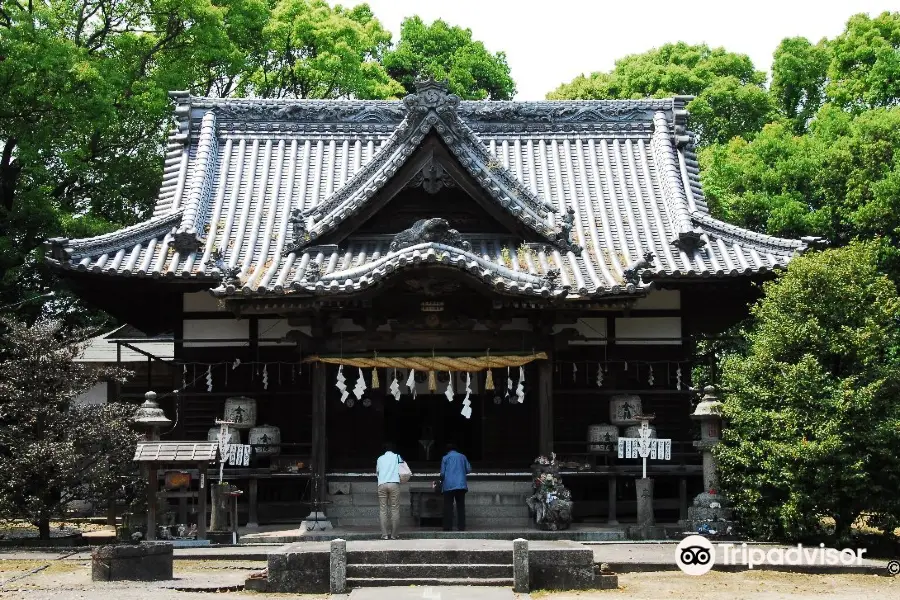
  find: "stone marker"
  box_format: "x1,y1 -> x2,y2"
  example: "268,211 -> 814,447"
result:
91,542 -> 173,581
513,538 -> 529,593
636,478 -> 655,528
330,538 -> 347,594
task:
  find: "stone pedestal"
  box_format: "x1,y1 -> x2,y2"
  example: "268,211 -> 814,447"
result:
635,478 -> 654,528
92,542 -> 173,581
300,511 -> 333,531
513,538 -> 529,593
330,538 -> 347,594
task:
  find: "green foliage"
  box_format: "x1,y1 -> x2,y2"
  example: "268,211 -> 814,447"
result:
241,0 -> 403,99
546,42 -> 776,145
715,242 -> 900,542
827,12 -> 900,111
770,37 -> 830,133
383,16 -> 515,100
0,318 -> 139,538
700,105 -> 900,276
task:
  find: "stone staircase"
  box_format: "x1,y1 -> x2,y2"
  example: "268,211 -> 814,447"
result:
346,546 -> 513,587
326,480 -> 532,529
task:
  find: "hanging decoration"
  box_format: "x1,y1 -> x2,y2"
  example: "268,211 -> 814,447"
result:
647,364 -> 654,386
353,368 -> 367,400
596,363 -> 603,388
389,369 -> 401,401
182,364 -> 187,389
346,397 -> 355,408
427,370 -> 437,392
232,358 -> 241,370
572,362 -> 578,382
485,369 -> 495,390
444,372 -> 454,402
205,366 -> 213,392
335,365 -> 349,403
461,372 -> 473,419
676,365 -> 683,390
262,364 -> 269,390
516,366 -> 525,403
406,369 -> 417,399
371,368 -> 380,389
507,366 -> 513,394
624,361 -> 629,372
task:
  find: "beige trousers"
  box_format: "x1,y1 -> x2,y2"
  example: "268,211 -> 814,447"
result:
377,482 -> 401,537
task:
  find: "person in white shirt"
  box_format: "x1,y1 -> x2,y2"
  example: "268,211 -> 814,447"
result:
375,442 -> 403,539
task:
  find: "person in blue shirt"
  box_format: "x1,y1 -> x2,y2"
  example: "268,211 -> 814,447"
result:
375,442 -> 403,540
440,443 -> 471,531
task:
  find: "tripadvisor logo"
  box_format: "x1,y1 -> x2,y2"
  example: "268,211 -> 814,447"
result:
675,535 -> 869,575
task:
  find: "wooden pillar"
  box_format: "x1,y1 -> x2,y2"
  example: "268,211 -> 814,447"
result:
247,478 -> 259,528
312,362 -> 327,505
106,495 -> 116,527
607,475 -> 618,525
538,356 -> 553,457
679,477 -> 688,521
146,466 -> 158,540
197,464 -> 207,540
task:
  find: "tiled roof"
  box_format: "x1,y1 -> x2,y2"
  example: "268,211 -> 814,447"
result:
45,82 -> 806,301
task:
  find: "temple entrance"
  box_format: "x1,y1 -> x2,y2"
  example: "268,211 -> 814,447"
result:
384,387 -> 482,468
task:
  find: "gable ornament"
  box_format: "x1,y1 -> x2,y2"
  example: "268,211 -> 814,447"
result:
169,226 -> 204,255
623,252 -> 656,285
210,248 -> 240,287
389,218 -> 472,253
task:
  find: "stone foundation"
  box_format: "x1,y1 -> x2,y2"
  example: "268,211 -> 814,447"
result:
91,542 -> 173,581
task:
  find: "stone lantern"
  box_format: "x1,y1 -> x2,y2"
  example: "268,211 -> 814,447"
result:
680,386 -> 736,536
131,391 -> 172,441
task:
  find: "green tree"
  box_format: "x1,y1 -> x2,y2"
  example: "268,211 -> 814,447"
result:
827,12 -> 900,111
242,0 -> 402,99
0,0 -> 242,321
547,42 -> 776,145
770,37 -> 830,133
716,242 -> 900,542
700,105 -> 900,276
0,318 -> 138,539
382,16 -> 515,100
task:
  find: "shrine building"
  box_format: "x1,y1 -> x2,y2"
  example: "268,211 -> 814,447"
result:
45,80 -> 808,531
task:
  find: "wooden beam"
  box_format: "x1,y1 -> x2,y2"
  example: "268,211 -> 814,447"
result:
538,355 -> 553,456
197,464 -> 208,540
311,362 -> 327,506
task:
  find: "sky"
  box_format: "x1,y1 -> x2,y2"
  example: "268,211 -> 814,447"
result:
362,0 -> 898,100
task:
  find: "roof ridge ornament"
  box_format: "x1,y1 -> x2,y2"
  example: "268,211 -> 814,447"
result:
403,78 -> 460,119
169,226 -> 204,255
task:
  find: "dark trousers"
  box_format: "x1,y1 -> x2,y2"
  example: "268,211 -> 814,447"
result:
443,489 -> 466,531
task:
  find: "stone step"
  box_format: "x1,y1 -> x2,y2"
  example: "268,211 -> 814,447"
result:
331,517 -> 532,529
327,505 -> 530,518
347,549 -> 511,565
346,563 -> 513,579
327,493 -> 528,507
348,576 -> 514,588
348,577 -> 514,588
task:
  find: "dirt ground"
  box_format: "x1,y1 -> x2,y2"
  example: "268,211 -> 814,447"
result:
1,559 -> 899,599
544,570 -> 900,600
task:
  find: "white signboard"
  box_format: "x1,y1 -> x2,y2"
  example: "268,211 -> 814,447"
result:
617,420 -> 672,478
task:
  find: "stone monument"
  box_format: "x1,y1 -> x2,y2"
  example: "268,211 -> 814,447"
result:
617,414 -> 672,537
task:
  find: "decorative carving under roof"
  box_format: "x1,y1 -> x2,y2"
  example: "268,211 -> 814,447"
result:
407,159 -> 455,194
390,218 -> 472,253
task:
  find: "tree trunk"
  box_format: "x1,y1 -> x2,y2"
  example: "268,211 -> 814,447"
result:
38,517 -> 50,540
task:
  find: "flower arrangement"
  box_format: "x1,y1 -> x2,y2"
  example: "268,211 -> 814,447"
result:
526,455 -> 573,531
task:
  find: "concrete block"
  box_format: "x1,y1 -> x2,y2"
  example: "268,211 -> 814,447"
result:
330,538 -> 347,594
91,542 -> 173,581
328,482 -> 351,495
267,543 -> 329,594
529,542 -> 595,591
513,538 -> 529,593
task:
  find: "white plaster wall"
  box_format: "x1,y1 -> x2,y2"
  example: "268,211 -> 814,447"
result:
258,319 -> 307,346
73,382 -> 107,406
615,317 -> 682,345
182,291 -> 223,312
183,319 -> 250,347
632,289 -> 681,310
